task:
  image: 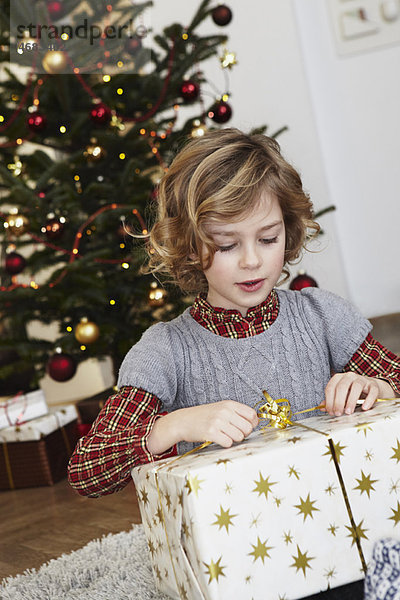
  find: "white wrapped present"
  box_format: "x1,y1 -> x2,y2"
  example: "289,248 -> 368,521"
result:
0,403 -> 77,442
0,389 -> 48,429
0,404 -> 79,490
132,399 -> 400,600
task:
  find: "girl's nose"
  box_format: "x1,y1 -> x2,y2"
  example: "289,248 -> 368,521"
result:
239,245 -> 262,269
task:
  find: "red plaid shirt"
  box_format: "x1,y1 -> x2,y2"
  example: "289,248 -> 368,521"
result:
68,291 -> 400,497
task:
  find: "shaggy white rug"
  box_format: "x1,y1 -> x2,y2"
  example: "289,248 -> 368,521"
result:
0,525 -> 170,600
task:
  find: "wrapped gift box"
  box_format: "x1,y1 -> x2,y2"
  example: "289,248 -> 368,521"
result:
0,404 -> 79,490
76,387 -> 114,424
132,399 -> 400,600
0,389 -> 48,430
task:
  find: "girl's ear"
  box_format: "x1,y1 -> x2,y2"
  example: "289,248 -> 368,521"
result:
188,253 -> 202,267
188,241 -> 200,262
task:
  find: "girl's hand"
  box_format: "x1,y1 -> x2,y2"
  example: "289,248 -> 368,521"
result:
176,400 -> 259,447
147,400 -> 258,455
322,372 -> 395,416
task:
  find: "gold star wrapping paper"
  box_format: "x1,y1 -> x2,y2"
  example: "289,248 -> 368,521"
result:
131,399 -> 400,600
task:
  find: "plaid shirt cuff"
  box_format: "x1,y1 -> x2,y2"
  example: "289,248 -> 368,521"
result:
374,374 -> 400,397
344,333 -> 400,396
143,412 -> 178,462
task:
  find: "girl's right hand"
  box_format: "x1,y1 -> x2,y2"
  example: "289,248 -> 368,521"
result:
176,400 -> 259,447
147,400 -> 259,455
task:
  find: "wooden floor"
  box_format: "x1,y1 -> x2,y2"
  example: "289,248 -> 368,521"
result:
0,478 -> 141,580
1,313 -> 399,582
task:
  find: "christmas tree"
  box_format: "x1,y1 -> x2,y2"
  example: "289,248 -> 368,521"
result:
0,0 -> 270,391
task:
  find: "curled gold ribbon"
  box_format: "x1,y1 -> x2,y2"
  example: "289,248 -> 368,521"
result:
256,391 -> 328,436
256,391 -> 293,429
257,391 -> 394,430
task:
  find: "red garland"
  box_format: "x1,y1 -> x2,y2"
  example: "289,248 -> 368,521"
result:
1,32 -> 175,135
0,392 -> 28,427
0,49 -> 39,134
73,38 -> 176,124
0,74 -> 35,134
147,138 -> 168,170
0,204 -> 147,291
124,39 -> 176,123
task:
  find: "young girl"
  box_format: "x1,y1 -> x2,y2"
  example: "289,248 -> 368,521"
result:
68,128 -> 400,498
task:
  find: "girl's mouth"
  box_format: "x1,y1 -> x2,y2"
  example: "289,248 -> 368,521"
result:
236,279 -> 264,292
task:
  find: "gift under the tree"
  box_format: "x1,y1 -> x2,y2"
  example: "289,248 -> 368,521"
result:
0,404 -> 79,490
0,389 -> 48,430
132,399 -> 400,600
76,387 -> 114,424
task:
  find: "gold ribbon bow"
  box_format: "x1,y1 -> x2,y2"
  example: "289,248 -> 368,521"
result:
255,390 -> 326,431
255,391 -> 293,429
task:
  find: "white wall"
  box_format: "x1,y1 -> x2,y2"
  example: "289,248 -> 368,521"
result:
292,0 -> 400,317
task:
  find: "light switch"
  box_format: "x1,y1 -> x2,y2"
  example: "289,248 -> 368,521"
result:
340,9 -> 379,39
329,0 -> 400,55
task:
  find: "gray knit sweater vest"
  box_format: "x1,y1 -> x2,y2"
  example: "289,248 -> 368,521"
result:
118,288 -> 371,452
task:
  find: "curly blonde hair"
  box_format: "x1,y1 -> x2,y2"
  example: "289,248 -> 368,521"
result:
145,128 -> 319,293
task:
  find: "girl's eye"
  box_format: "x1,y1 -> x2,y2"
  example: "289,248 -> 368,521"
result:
261,236 -> 278,245
218,244 -> 236,252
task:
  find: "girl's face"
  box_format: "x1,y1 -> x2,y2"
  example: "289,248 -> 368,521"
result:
202,191 -> 286,316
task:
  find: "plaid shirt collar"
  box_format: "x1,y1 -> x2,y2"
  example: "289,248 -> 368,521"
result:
189,290 -> 279,338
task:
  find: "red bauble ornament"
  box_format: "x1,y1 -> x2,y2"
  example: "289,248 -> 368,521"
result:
5,252 -> 26,275
208,100 -> 232,124
47,1 -> 64,18
27,112 -> 47,132
90,103 -> 112,126
125,35 -> 142,54
211,4 -> 233,26
47,352 -> 77,382
43,217 -> 65,240
180,80 -> 200,101
289,271 -> 318,291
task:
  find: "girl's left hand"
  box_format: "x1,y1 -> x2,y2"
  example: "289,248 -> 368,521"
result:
322,372 -> 394,416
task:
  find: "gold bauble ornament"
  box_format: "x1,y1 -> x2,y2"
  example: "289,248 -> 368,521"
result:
74,317 -> 100,344
42,50 -> 68,74
3,212 -> 29,237
148,281 -> 167,306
